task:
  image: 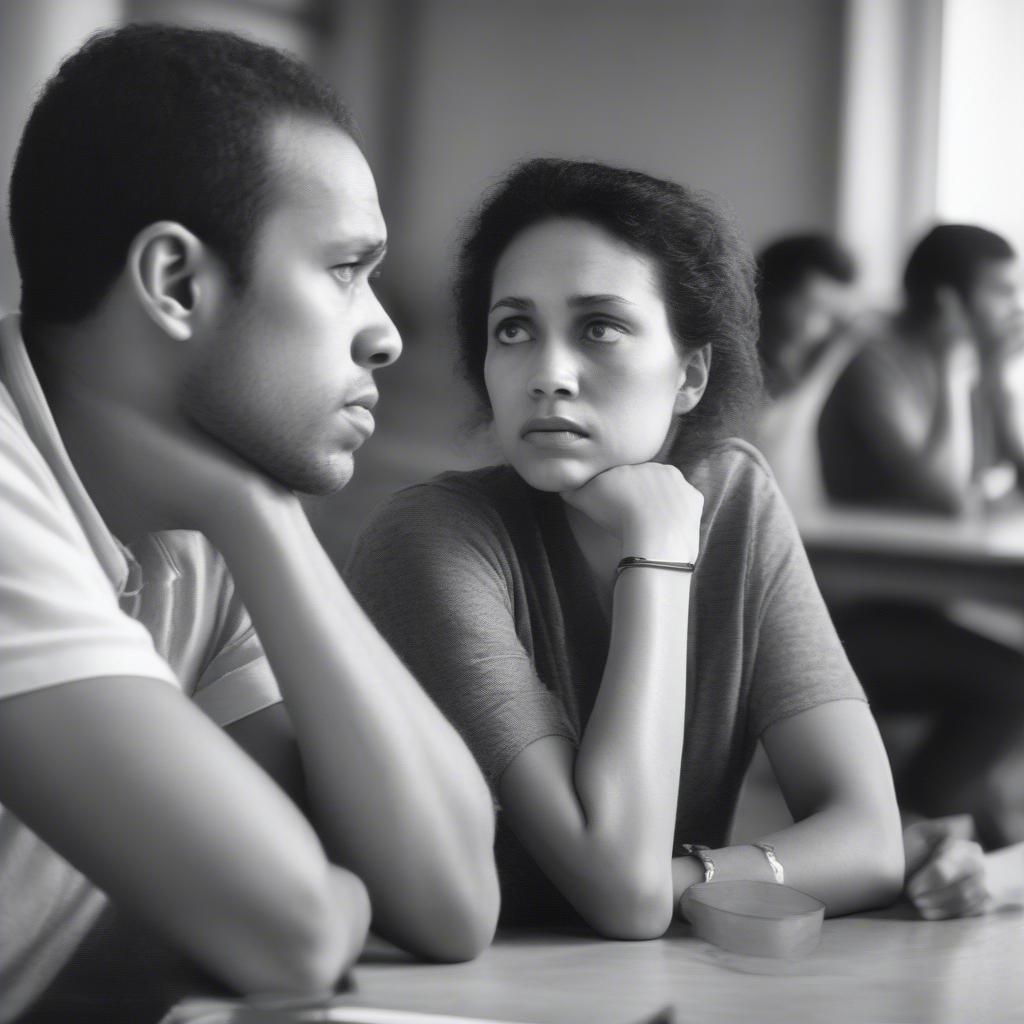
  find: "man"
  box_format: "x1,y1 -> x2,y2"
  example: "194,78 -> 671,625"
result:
817,225 -> 1024,853
0,24 -> 498,1021
753,233 -> 861,516
819,224 -> 1024,512
756,233 -> 859,399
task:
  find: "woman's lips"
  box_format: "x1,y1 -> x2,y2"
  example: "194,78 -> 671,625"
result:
522,429 -> 587,449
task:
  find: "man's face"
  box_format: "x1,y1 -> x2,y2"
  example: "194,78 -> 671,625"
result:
183,117 -> 401,495
964,258 -> 1024,360
775,272 -> 856,373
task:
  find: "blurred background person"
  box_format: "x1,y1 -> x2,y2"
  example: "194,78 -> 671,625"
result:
754,233 -> 862,517
819,225 -> 1024,513
818,224 -> 1024,849
757,233 -> 859,400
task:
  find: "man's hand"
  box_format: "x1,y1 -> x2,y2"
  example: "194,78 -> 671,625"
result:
560,463 -> 704,563
903,815 -> 990,919
66,390 -> 287,538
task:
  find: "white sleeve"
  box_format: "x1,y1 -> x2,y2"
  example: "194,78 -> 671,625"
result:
0,389 -> 176,700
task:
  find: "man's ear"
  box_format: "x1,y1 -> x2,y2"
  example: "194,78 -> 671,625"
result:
127,222 -> 217,341
674,344 -> 712,414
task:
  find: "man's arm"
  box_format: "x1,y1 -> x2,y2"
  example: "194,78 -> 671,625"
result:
207,488 -> 499,963
848,339 -> 976,514
57,390 -> 499,963
0,676 -> 368,996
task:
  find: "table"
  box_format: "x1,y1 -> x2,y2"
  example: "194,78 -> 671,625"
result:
799,504 -> 1024,606
326,909 -> 1024,1024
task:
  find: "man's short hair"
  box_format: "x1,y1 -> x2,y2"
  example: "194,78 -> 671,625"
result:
756,234 -> 857,309
903,224 -> 1016,320
9,23 -> 356,327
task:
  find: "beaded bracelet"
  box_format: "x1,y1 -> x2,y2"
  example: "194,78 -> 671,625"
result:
752,842 -> 785,884
614,556 -> 696,583
679,843 -> 715,883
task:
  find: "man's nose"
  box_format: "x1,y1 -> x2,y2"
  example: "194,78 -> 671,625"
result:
527,340 -> 579,399
352,291 -> 402,369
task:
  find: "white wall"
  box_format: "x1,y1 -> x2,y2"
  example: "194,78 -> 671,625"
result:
329,0 -> 846,324
936,0 -> 1024,259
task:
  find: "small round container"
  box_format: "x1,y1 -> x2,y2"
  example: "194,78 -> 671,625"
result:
679,880 -> 825,958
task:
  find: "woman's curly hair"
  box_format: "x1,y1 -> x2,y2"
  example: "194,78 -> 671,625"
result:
452,158 -> 764,459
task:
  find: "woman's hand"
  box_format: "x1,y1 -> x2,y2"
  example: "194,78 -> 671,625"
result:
903,815 -> 990,920
561,463 -> 703,563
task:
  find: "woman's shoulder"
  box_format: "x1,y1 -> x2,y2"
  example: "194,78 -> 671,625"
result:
350,464 -> 528,556
686,436 -> 778,508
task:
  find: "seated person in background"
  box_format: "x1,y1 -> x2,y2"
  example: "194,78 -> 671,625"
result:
346,159 -> 904,939
754,234 -> 861,516
819,224 -> 1024,512
0,25 -> 498,1023
817,225 -> 1024,850
757,233 -> 859,399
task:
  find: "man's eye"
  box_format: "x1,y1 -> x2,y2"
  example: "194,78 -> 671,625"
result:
495,321 -> 530,344
331,264 -> 357,285
584,320 -> 625,343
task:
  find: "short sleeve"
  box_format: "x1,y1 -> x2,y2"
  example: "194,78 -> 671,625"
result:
345,483 -> 576,786
745,463 -> 866,738
0,388 -> 176,700
140,531 -> 280,727
193,617 -> 279,728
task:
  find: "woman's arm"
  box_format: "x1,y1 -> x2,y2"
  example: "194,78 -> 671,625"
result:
500,463 -> 702,939
671,700 -> 904,916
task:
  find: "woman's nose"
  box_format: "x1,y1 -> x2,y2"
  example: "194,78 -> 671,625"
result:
527,342 -> 579,398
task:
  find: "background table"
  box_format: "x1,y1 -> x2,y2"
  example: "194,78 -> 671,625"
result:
799,504 -> 1024,607
334,908 -> 1024,1024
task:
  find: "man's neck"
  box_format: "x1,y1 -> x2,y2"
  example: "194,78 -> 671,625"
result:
31,317 -> 168,544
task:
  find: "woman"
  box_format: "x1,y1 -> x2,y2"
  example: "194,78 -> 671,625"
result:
346,159 -> 904,937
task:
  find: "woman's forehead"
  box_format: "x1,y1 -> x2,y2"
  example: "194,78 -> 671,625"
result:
490,218 -> 660,304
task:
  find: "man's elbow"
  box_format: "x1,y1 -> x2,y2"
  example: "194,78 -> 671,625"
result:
239,866 -> 370,997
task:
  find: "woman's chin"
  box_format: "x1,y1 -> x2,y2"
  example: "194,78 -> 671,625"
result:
510,457 -> 596,494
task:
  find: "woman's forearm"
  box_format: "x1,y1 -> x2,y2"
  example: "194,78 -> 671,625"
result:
571,568 -> 692,923
673,803 -> 905,916
209,488 -> 499,962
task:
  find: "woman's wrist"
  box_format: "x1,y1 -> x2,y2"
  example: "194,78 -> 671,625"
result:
621,529 -> 700,564
672,853 -> 707,907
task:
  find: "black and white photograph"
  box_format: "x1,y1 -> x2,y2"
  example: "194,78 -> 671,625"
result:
1,1 -> 1023,1021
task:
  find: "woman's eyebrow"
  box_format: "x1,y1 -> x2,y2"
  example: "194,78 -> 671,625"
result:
568,294 -> 637,309
489,296 -> 534,314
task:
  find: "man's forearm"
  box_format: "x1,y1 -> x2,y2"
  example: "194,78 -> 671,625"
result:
208,489 -> 498,961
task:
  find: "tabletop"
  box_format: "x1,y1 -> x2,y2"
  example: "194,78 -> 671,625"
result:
316,905 -> 1024,1024
798,503 -> 1024,606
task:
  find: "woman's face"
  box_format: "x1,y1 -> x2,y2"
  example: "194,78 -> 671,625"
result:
484,217 -> 699,492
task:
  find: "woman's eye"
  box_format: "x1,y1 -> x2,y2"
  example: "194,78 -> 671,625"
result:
584,320 -> 625,343
495,321 -> 530,344
331,264 -> 357,285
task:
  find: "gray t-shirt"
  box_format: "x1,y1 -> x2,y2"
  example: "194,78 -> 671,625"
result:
346,438 -> 864,923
